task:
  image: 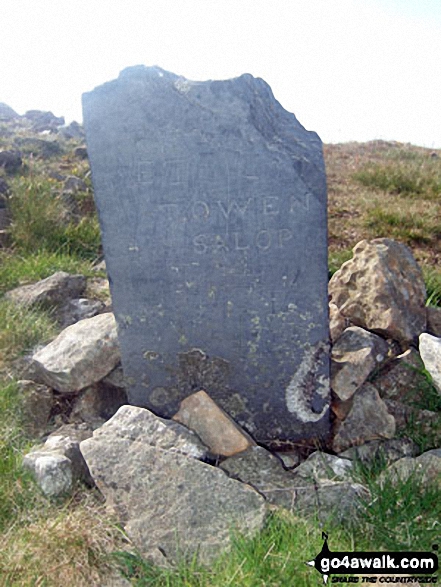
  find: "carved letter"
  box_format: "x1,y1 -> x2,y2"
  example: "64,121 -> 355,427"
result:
263,196 -> 280,216
278,228 -> 293,248
193,234 -> 208,254
255,230 -> 271,251
233,232 -> 250,251
192,201 -> 210,219
213,235 -> 229,253
217,198 -> 253,220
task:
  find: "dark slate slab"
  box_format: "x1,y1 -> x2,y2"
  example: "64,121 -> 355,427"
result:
82,66 -> 330,446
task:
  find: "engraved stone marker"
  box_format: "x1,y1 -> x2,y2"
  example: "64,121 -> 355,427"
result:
83,66 -> 330,445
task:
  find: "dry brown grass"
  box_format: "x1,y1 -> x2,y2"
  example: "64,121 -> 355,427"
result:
325,140 -> 441,268
0,493 -> 130,587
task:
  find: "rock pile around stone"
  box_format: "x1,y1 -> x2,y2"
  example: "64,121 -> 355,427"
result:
10,237 -> 441,567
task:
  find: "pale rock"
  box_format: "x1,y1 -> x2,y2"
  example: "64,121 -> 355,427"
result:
80,408 -> 266,565
23,452 -> 72,497
329,302 -> 347,343
5,271 -> 86,309
329,239 -> 426,344
427,306 -> 441,337
380,449 -> 441,487
30,313 -> 120,392
332,383 -> 396,453
16,379 -> 53,437
419,333 -> 441,394
372,348 -> 427,404
292,451 -> 354,482
85,405 -> 209,460
331,326 -> 389,401
173,389 -> 255,457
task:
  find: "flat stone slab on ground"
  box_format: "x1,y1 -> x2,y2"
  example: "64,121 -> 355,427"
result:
83,65 -> 330,445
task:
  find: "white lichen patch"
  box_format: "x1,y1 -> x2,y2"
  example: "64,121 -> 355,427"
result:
285,341 -> 330,423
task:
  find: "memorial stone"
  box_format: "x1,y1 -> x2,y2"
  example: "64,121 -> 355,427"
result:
82,66 -> 329,445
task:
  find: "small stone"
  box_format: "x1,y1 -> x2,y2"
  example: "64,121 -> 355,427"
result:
380,449 -> 441,487
58,297 -> 105,328
173,389 -> 255,457
329,239 -> 427,344
332,383 -> 396,453
419,333 -> 441,394
63,176 -> 88,193
31,313 -> 120,392
43,434 -> 92,485
293,451 -> 354,482
5,271 -> 86,309
23,452 -> 72,497
74,146 -> 88,159
331,326 -> 389,401
0,150 -> 22,173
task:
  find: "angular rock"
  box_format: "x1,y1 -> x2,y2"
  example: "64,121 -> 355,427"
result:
43,434 -> 92,485
16,379 -> 53,437
329,239 -> 427,344
332,383 -> 396,453
24,109 -> 65,132
58,297 -> 105,328
80,408 -> 266,565
0,149 -> 22,173
220,446 -> 368,521
372,348 -> 428,404
419,333 -> 441,394
427,306 -> 441,337
384,400 -> 441,447
5,271 -> 86,309
173,390 -> 255,457
23,452 -> 72,496
74,146 -> 88,159
380,449 -> 441,487
292,451 -> 354,482
48,422 -> 95,443
329,301 -> 347,343
59,121 -> 85,140
340,438 -> 420,466
331,326 -> 389,401
102,364 -> 125,389
63,175 -> 88,193
31,313 -> 120,392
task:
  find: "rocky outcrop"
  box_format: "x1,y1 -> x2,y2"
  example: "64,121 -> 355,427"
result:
30,313 -> 120,392
80,406 -> 266,565
329,239 -> 426,344
173,390 -> 255,457
0,149 -> 22,173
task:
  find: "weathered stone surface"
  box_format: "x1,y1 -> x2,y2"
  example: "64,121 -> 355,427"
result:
427,306 -> 441,337
16,379 -> 53,437
58,297 -> 105,327
384,399 -> 441,446
372,348 -> 427,404
292,451 -> 354,482
220,446 -> 367,521
23,452 -> 72,496
59,121 -> 85,140
173,389 -> 255,456
23,109 -> 64,132
331,326 -> 388,401
83,65 -> 330,445
86,405 -> 209,459
329,301 -> 347,343
70,381 -> 128,425
329,239 -> 426,344
332,383 -> 396,453
43,434 -> 92,485
0,102 -> 19,120
80,409 -> 266,565
419,333 -> 441,394
340,438 -> 420,465
31,313 -> 120,392
5,271 -> 86,309
380,449 -> 441,487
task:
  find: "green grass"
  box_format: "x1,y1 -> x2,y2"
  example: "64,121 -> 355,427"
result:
328,249 -> 353,277
353,156 -> 441,199
365,207 -> 441,246
424,267 -> 441,307
0,250 -> 95,295
8,175 -> 101,260
0,299 -> 57,365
